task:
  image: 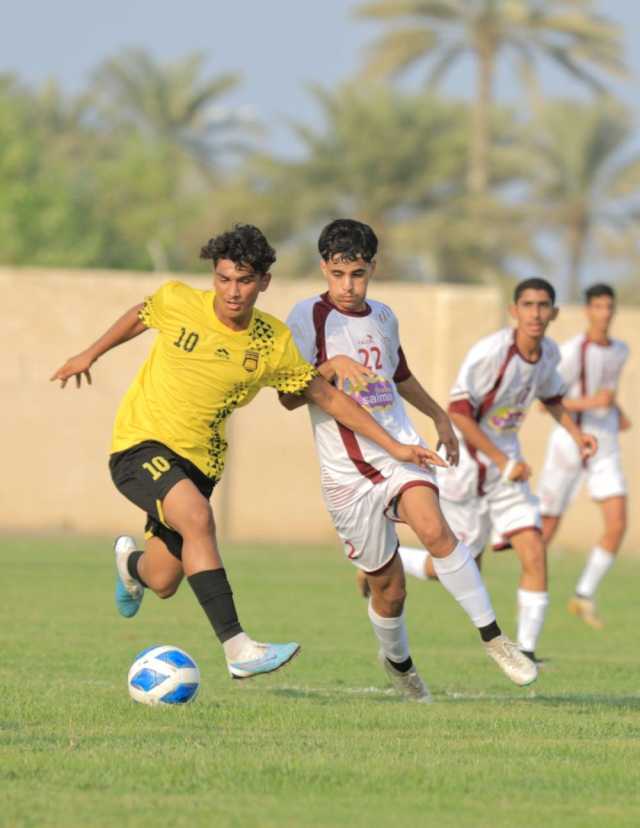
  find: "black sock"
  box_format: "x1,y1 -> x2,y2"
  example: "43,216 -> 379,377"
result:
187,569 -> 243,644
478,620 -> 501,642
126,551 -> 148,588
387,655 -> 413,673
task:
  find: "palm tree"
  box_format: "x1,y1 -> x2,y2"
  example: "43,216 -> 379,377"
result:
355,0 -> 626,196
91,48 -> 249,171
526,99 -> 640,300
280,85 -> 470,278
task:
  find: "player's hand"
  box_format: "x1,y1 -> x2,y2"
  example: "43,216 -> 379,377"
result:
618,410 -> 632,431
50,351 -> 95,389
577,432 -> 598,460
593,388 -> 615,408
434,414 -> 459,466
391,443 -> 448,469
499,457 -> 532,482
330,355 -> 376,391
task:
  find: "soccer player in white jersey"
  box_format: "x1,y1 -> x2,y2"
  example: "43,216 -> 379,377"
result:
397,278 -> 598,663
537,284 -> 630,629
280,219 -> 538,701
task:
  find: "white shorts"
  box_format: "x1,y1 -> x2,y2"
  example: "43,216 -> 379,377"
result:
329,464 -> 438,573
440,479 -> 541,557
538,427 -> 627,517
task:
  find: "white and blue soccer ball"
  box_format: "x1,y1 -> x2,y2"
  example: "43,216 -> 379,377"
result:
128,645 -> 200,706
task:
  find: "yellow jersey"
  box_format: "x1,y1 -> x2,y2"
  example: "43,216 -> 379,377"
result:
111,280 -> 316,479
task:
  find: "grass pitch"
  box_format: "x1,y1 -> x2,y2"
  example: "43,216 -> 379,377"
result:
1,536 -> 639,827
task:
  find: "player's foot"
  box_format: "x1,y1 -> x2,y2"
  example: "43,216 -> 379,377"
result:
378,651 -> 432,703
484,635 -> 538,687
114,535 -> 144,618
227,642 -> 300,679
356,569 -> 370,599
568,595 -> 604,629
520,650 -> 548,668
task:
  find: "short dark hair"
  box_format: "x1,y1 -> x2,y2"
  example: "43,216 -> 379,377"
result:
513,278 -> 556,305
318,219 -> 378,263
585,283 -> 615,303
200,224 -> 276,274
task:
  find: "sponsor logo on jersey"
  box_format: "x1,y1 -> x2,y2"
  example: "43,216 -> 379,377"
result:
242,350 -> 260,372
344,376 -> 395,412
215,347 -> 230,360
486,404 -> 526,433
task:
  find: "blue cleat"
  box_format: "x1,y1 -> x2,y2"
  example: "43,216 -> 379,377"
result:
114,535 -> 144,618
227,642 -> 301,679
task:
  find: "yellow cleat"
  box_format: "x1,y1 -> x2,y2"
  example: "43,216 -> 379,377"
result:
568,596 -> 604,630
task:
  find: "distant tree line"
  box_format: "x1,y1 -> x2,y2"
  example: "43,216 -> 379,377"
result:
1,0 -> 639,301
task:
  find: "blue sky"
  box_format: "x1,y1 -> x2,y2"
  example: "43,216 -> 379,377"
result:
3,0 -> 639,156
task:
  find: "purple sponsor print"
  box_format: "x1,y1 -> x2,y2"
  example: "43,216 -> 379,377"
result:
346,377 -> 395,412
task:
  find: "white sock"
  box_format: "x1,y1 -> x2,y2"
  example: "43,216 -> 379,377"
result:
432,541 -> 496,628
222,632 -> 257,662
367,602 -> 410,664
575,546 -> 615,599
399,546 -> 430,580
517,589 -> 549,653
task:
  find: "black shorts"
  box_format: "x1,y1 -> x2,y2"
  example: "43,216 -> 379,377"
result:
109,440 -> 216,560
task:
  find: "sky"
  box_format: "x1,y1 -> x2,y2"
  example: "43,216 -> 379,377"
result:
3,0 -> 640,157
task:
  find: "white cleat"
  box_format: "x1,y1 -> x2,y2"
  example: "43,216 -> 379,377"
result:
378,651 -> 432,703
114,535 -> 144,618
484,634 -> 538,687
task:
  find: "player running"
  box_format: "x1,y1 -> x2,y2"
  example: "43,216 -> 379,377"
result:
50,224 -> 436,681
281,218 -> 538,702
538,283 -> 630,629
398,278 -> 598,664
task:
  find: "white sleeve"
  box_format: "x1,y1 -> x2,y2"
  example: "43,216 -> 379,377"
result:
449,337 -> 506,412
557,338 -> 581,386
537,342 -> 568,402
285,301 -> 317,364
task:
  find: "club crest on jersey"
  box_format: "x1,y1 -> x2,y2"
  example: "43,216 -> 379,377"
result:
242,350 -> 260,372
487,405 -> 525,433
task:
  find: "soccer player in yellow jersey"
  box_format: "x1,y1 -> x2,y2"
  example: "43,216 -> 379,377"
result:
51,224 -> 440,680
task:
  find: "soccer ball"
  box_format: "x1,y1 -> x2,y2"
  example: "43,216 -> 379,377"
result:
127,645 -> 200,706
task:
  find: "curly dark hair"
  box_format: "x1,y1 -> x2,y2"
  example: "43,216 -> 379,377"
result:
318,218 -> 378,263
200,224 -> 276,274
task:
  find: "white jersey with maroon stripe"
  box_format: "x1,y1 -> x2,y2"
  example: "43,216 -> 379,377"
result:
286,293 -> 425,509
438,327 -> 566,500
555,334 -> 628,447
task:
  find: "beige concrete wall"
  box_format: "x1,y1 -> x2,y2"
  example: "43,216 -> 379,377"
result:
2,268 -> 637,553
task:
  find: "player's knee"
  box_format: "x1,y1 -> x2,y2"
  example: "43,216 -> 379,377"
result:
420,519 -> 456,556
182,502 -> 215,537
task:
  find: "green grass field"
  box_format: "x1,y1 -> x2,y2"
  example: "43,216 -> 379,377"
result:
2,536 -> 639,827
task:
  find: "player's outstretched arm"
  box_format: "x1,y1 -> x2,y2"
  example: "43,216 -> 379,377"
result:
543,400 -> 598,460
50,303 -> 147,389
560,388 -> 616,413
397,374 -> 459,466
303,376 -> 446,469
449,411 -> 531,482
279,355 -> 375,411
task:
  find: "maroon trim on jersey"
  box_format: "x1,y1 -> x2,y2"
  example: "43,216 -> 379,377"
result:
320,291 -> 371,318
313,294 -> 386,485
576,336 -> 591,429
491,524 -> 541,552
312,298 -> 334,366
448,398 -> 476,419
336,423 -> 386,484
393,346 -> 411,383
539,394 -> 563,407
477,339 -> 519,420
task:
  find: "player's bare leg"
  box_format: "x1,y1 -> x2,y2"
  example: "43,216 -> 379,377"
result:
570,495 -> 627,628
510,529 -> 549,661
159,479 -> 300,678
396,486 -> 536,686
137,536 -> 183,598
365,554 -> 430,702
541,515 -> 561,547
